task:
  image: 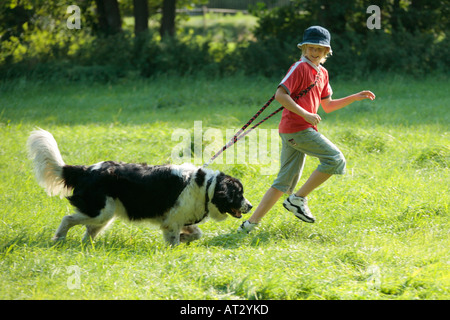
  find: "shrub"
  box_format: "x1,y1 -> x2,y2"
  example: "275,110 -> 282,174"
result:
1,2 -> 448,81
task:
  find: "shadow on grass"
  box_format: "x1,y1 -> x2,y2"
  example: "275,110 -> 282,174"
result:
204,229 -> 281,249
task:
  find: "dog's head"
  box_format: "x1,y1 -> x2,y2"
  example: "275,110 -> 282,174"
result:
211,173 -> 252,219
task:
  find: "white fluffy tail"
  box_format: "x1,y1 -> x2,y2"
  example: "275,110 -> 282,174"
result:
27,129 -> 71,197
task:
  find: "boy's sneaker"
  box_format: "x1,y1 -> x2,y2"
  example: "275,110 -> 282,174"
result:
283,194 -> 315,223
237,220 -> 258,234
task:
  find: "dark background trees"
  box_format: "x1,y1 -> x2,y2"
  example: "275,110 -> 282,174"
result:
0,0 -> 448,80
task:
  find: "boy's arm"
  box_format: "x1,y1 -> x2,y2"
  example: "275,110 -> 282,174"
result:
275,86 -> 322,126
321,90 -> 375,113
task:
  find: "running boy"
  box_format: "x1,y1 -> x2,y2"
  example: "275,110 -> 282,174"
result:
238,26 -> 375,233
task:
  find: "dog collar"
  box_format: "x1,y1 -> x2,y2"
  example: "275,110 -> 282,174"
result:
184,177 -> 214,227
204,177 -> 214,216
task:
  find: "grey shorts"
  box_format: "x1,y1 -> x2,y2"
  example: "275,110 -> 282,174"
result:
272,128 -> 346,194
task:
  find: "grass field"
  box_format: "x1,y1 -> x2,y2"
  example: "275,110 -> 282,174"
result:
0,74 -> 449,300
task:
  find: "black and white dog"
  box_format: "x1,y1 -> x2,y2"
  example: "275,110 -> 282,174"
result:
27,129 -> 252,246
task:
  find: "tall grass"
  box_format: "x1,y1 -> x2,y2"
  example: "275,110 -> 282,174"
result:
0,74 -> 448,300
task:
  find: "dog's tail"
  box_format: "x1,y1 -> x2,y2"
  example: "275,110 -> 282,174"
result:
27,129 -> 73,197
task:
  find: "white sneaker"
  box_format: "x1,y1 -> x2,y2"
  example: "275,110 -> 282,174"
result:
283,194 -> 315,223
237,220 -> 258,233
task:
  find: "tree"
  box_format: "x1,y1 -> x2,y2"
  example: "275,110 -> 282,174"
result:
95,0 -> 122,35
160,0 -> 176,39
133,0 -> 149,34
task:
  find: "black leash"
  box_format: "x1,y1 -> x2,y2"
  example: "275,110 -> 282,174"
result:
203,72 -> 320,168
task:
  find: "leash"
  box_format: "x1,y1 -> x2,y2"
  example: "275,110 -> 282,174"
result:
203,71 -> 321,168
203,94 -> 281,168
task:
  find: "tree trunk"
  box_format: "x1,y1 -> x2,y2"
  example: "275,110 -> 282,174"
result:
95,0 -> 122,35
160,0 -> 176,39
133,0 -> 148,35
391,0 -> 401,31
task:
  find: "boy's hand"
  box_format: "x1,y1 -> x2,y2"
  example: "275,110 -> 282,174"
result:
353,90 -> 376,101
303,112 -> 322,126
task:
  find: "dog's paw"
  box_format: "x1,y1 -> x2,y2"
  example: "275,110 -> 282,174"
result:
180,233 -> 192,243
52,235 -> 66,241
180,232 -> 202,243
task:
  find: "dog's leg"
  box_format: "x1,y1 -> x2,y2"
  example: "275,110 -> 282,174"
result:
82,218 -> 115,242
83,224 -> 107,242
82,197 -> 116,242
53,212 -> 92,241
161,226 -> 181,246
53,197 -> 117,242
180,225 -> 203,243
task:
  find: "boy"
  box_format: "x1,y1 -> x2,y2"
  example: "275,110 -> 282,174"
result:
238,26 -> 375,233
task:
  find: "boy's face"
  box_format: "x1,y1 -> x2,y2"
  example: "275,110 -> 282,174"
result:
304,45 -> 328,65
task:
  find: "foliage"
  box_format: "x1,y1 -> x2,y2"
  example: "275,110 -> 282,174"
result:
0,0 -> 449,80
248,0 -> 449,76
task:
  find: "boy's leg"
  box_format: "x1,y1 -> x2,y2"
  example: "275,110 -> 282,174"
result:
239,130 -> 345,231
238,133 -> 305,233
238,187 -> 284,233
284,130 -> 345,222
245,133 -> 305,224
283,170 -> 331,223
295,170 -> 332,198
248,187 -> 284,224
244,172 -> 330,227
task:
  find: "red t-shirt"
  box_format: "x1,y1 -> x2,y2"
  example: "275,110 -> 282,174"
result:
278,57 -> 332,133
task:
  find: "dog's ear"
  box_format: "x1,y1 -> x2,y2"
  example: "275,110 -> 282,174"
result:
212,174 -> 231,204
225,187 -> 236,203
214,173 -> 243,202
214,173 -> 227,192
215,188 -> 233,202
215,189 -> 227,198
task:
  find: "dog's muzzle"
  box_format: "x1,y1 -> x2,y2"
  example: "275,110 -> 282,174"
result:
230,199 -> 253,219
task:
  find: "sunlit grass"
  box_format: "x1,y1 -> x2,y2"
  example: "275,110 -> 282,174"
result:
0,74 -> 448,299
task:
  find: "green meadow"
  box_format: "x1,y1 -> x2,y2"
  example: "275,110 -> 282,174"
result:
0,74 -> 448,300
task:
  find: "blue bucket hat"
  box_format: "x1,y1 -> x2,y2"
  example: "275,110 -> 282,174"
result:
297,26 -> 332,52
